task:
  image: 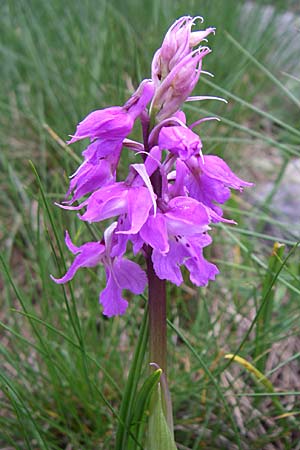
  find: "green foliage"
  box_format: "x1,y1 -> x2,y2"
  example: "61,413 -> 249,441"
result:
146,384 -> 177,450
1,0 -> 300,449
115,305 -> 149,450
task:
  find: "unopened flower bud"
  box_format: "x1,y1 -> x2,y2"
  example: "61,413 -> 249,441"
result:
151,47 -> 210,121
152,16 -> 214,85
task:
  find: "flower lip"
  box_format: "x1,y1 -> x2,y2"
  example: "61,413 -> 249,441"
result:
164,196 -> 210,236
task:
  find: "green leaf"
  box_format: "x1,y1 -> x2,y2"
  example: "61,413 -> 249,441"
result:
128,368 -> 162,450
255,242 -> 285,371
115,304 -> 149,450
146,384 -> 177,450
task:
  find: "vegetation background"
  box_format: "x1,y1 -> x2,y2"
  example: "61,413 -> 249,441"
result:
1,0 -> 300,448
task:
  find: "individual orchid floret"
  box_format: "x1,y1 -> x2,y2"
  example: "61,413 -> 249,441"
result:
158,125 -> 202,160
68,79 -> 154,144
148,115 -> 187,148
199,155 -> 253,190
175,155 -> 253,219
65,158 -> 115,204
152,232 -> 218,287
152,16 -> 215,84
51,224 -> 148,317
69,181 -> 155,235
67,106 -> 133,144
64,140 -> 123,205
139,195 -> 211,265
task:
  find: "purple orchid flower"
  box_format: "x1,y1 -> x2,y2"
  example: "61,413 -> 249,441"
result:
184,155 -> 253,218
138,196 -> 214,285
67,107 -> 134,144
65,158 -> 115,204
152,232 -> 219,287
51,226 -> 147,317
52,16 -> 252,317
59,177 -> 156,236
78,181 -> 155,234
158,125 -> 202,160
68,79 -> 155,144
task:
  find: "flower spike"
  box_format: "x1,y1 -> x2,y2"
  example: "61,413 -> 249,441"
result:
52,15 -> 252,316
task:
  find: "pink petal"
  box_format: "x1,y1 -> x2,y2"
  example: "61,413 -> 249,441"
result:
140,214 -> 169,252
99,270 -> 128,317
113,258 -> 147,294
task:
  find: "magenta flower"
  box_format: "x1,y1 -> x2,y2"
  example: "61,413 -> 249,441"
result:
184,155 -> 253,218
139,196 -> 216,286
67,107 -> 133,144
51,226 -> 147,317
152,233 -> 219,287
79,182 -> 155,235
65,158 -> 115,204
52,16 -> 252,317
158,125 -> 202,160
68,79 -> 155,144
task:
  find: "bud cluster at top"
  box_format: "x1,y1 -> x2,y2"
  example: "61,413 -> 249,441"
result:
51,16 -> 252,317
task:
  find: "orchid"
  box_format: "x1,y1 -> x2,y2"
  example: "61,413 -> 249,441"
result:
51,15 -> 252,448
52,15 -> 251,319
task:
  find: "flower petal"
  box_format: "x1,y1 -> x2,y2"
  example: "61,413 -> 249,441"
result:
200,155 -> 253,190
51,241 -> 105,284
68,107 -> 133,144
185,252 -> 219,286
124,79 -> 155,119
165,196 -> 210,235
152,240 -> 188,285
140,214 -> 169,252
65,160 -> 114,204
113,258 -> 147,294
158,125 -> 202,160
119,187 -> 153,234
80,183 -> 128,222
82,138 -> 123,161
99,269 -> 128,317
64,231 -> 80,254
131,163 -> 157,216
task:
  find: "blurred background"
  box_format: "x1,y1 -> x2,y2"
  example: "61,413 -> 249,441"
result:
1,1 -> 300,449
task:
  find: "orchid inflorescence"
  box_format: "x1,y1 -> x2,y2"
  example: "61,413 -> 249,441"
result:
52,16 -> 252,317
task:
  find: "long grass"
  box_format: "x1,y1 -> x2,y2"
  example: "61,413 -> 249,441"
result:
1,0 -> 300,448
